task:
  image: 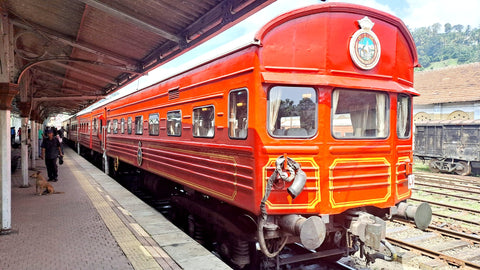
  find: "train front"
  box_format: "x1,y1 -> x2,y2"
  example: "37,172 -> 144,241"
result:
253,3 -> 432,263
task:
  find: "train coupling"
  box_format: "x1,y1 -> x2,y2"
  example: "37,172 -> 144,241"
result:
392,202 -> 432,230
348,212 -> 397,263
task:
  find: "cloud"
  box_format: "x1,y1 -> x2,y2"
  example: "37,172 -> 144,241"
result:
403,0 -> 480,29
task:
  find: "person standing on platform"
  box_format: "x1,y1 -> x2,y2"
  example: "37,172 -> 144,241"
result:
38,128 -> 44,157
11,127 -> 15,145
41,130 -> 63,182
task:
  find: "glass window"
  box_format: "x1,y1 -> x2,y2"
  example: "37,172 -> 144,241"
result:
99,119 -> 103,134
268,86 -> 317,137
135,116 -> 143,135
113,119 -> 118,134
397,94 -> 411,138
127,117 -> 132,134
121,118 -> 125,134
107,120 -> 111,134
167,110 -> 182,136
93,118 -> 97,133
193,106 -> 215,138
332,89 -> 389,139
228,89 -> 248,139
149,113 -> 159,136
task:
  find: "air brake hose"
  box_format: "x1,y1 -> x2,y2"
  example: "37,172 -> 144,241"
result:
258,169 -> 288,258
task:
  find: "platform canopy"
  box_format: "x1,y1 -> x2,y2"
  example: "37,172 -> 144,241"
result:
2,0 -> 275,120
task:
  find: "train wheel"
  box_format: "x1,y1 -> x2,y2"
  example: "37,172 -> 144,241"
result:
428,160 -> 440,173
455,161 -> 471,176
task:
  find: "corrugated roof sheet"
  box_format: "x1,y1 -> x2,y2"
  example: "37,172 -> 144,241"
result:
414,62 -> 480,105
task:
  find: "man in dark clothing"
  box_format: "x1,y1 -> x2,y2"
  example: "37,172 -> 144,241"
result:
41,130 -> 63,182
11,127 -> 15,145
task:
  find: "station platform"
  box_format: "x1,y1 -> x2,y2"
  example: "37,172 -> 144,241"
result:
0,147 -> 230,270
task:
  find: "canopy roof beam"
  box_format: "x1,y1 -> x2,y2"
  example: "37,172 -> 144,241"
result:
51,61 -> 117,85
11,18 -> 138,68
34,68 -> 101,91
77,0 -> 181,43
33,95 -> 105,101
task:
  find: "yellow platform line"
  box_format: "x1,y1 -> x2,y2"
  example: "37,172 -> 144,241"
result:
66,158 -> 162,270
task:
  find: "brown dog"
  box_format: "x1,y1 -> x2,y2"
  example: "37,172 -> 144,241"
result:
30,171 -> 64,195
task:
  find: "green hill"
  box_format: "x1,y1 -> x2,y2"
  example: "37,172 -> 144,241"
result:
411,23 -> 480,71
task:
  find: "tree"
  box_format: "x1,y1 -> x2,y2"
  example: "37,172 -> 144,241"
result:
444,23 -> 452,33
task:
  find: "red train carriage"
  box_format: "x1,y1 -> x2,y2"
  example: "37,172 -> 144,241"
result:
75,3 -> 431,268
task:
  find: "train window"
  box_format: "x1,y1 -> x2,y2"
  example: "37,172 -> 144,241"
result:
121,118 -> 125,134
268,86 -> 317,138
127,117 -> 132,134
107,120 -> 111,134
397,95 -> 411,139
167,110 -> 181,136
135,116 -> 143,135
332,89 -> 389,139
149,113 -> 159,136
228,89 -> 248,139
99,119 -> 103,134
193,106 -> 215,138
93,118 -> 97,133
113,119 -> 118,134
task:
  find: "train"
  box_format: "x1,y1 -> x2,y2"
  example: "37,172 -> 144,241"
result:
62,3 -> 431,268
414,120 -> 480,176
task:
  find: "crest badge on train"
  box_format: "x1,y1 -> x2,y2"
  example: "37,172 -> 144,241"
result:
349,16 -> 381,70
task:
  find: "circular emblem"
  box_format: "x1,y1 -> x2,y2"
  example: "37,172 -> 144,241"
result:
137,141 -> 143,166
349,17 -> 381,70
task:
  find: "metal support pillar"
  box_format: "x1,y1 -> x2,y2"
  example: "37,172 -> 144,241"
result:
30,121 -> 37,169
0,84 -> 18,233
20,117 -> 29,187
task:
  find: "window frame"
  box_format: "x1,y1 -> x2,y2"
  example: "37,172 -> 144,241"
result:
267,85 -> 318,139
397,94 -> 412,139
107,120 -> 111,134
192,105 -> 215,138
127,117 -> 132,134
135,115 -> 143,135
148,113 -> 160,136
228,88 -> 249,140
120,118 -> 125,134
330,88 -> 390,140
167,110 -> 182,137
113,119 -> 118,134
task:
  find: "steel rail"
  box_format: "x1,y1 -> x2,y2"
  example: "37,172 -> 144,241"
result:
415,182 -> 480,195
415,172 -> 480,184
409,198 -> 480,215
413,187 -> 479,201
386,236 -> 480,269
392,219 -> 480,244
416,175 -> 480,189
433,212 -> 480,226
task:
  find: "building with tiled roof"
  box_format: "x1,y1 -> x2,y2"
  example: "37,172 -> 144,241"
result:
413,62 -> 480,122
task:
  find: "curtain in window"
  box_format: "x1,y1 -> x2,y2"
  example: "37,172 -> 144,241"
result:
332,90 -> 340,116
376,93 -> 386,137
398,96 -> 409,137
350,104 -> 368,137
268,89 -> 282,132
229,93 -> 237,136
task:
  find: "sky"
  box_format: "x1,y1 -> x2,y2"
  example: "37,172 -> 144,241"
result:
78,0 -> 480,114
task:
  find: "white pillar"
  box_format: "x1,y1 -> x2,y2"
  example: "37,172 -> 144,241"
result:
0,109 -> 12,231
20,117 -> 29,187
30,121 -> 36,169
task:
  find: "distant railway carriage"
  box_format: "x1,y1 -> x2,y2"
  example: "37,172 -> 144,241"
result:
414,120 -> 480,175
73,3 -> 431,268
